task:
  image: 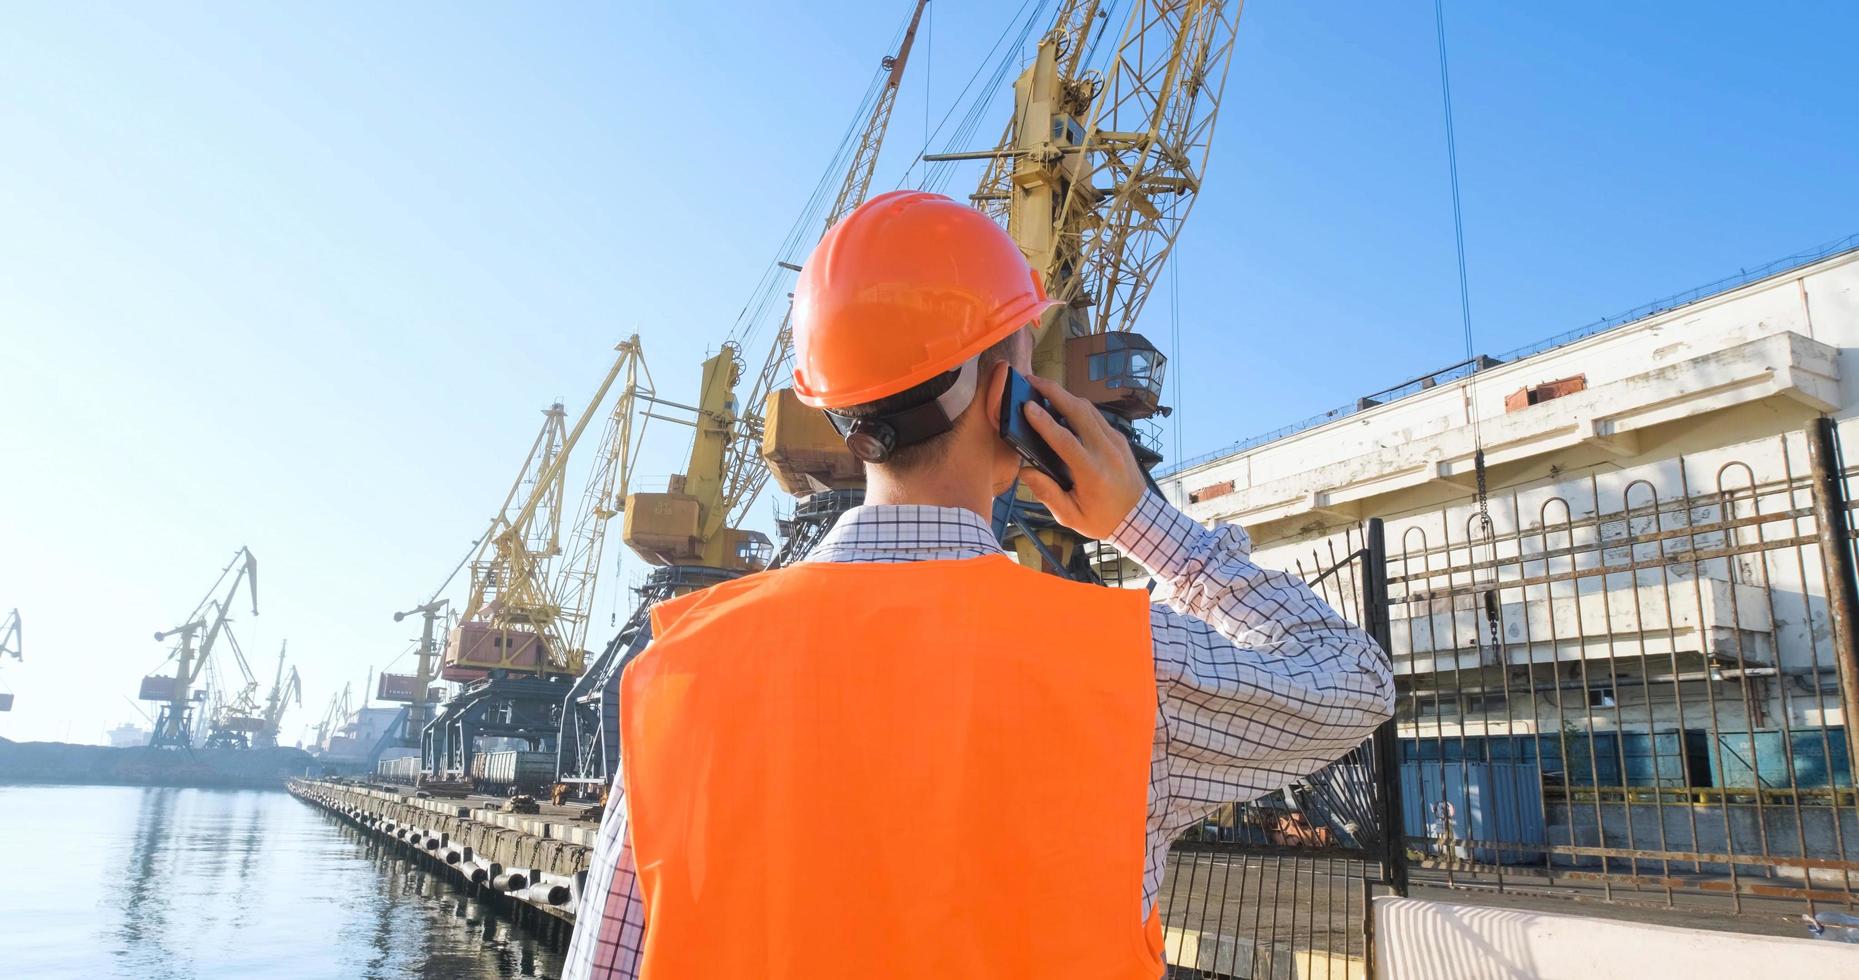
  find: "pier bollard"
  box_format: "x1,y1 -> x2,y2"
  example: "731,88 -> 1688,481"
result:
518,882 -> 572,906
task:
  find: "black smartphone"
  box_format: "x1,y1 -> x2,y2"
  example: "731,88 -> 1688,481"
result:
999,367 -> 1075,492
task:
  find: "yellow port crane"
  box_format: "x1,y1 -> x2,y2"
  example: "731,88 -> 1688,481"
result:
383,598 -> 447,744
444,336 -> 652,681
428,337 -> 655,784
937,0 -> 1239,575
555,0 -> 931,801
146,548 -> 259,748
256,641 -> 300,749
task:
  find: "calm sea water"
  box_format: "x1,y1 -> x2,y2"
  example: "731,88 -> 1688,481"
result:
0,784 -> 566,979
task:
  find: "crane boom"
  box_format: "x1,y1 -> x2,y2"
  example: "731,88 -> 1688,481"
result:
195,549 -> 259,683
747,0 -> 933,509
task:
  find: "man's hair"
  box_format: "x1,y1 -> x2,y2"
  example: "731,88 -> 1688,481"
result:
835,328 -> 1025,474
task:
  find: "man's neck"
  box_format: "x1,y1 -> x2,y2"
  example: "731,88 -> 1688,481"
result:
861,467 -> 993,520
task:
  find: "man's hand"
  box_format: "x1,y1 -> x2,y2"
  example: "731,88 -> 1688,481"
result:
1015,373 -> 1147,540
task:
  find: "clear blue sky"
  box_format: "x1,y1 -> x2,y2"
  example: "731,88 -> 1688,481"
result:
2,1 -> 1855,745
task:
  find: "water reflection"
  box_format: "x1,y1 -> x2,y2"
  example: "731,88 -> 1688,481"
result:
113,785 -> 179,971
0,785 -> 566,979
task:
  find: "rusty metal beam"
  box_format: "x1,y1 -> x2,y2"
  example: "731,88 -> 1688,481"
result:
1805,416 -> 1859,788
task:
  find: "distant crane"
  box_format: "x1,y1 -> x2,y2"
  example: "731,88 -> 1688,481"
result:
256,641 -> 300,750
0,609 -> 19,712
385,599 -> 447,743
147,548 -> 258,748
315,683 -> 352,751
1,609 -> 19,661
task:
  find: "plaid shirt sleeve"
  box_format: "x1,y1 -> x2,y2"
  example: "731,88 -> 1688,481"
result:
1109,490 -> 1396,836
561,781 -> 641,980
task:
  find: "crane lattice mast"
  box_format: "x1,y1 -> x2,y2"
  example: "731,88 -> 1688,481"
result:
925,0 -> 1239,576
968,0 -> 1236,380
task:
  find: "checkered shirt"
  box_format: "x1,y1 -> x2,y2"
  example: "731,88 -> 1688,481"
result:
561,491 -> 1394,979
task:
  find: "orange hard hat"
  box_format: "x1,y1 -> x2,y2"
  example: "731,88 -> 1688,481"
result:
790,190 -> 1061,409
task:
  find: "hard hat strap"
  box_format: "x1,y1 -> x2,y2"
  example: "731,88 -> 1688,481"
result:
825,358 -> 979,464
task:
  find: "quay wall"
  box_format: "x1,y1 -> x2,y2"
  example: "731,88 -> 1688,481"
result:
287,778 -> 597,927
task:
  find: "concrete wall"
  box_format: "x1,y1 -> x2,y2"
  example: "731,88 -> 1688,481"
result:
1164,250 -> 1859,532
1375,896 -> 1856,979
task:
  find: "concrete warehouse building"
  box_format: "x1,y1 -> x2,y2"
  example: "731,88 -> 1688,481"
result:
1159,239 -> 1858,745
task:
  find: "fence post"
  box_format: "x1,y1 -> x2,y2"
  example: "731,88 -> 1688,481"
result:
1365,516 -> 1407,899
1806,417 -> 1859,787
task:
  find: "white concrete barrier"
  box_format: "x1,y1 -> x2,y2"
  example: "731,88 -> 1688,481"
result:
1376,896 -> 1856,979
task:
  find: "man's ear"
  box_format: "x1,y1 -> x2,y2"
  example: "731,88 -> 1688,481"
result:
977,359 -> 1012,430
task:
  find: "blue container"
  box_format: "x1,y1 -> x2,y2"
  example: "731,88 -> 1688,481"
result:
1401,731 -> 1694,788
1701,728 -> 1852,789
1400,761 -> 1546,865
1620,731 -> 1690,787
1562,732 -> 1622,787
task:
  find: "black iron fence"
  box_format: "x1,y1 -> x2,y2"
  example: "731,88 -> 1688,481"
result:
1383,423 -> 1859,917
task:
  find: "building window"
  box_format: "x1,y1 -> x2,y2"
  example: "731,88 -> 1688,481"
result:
1398,693 -> 1461,722
1464,692 -> 1509,716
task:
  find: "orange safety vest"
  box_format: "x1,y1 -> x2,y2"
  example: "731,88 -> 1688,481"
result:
620,553 -> 1164,979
